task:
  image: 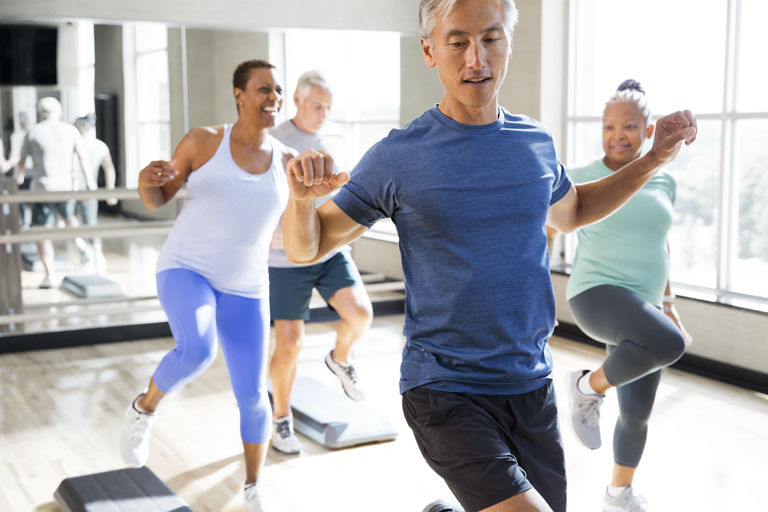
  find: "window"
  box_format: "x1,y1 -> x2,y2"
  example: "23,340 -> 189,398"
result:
281,29 -> 400,170
130,23 -> 171,188
566,0 -> 768,305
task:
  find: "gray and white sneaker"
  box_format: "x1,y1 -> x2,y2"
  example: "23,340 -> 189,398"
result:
566,369 -> 604,449
324,350 -> 366,401
271,416 -> 301,454
118,394 -> 156,467
244,482 -> 266,512
602,486 -> 648,512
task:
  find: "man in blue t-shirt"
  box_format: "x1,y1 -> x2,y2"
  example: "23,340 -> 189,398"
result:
282,1 -> 697,511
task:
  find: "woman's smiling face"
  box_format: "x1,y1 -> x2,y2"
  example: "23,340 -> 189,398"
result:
602,101 -> 653,171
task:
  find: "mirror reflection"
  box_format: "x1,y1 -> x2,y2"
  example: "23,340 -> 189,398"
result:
0,19 -> 402,336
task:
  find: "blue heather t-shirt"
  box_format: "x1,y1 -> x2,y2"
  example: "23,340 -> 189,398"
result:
333,106 -> 572,395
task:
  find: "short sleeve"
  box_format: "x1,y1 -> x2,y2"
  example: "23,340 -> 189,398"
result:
332,142 -> 395,228
550,162 -> 572,205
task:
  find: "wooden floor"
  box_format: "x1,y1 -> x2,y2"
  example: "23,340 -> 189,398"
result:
0,314 -> 766,511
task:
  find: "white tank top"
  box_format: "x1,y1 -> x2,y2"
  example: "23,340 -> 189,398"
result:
156,125 -> 289,298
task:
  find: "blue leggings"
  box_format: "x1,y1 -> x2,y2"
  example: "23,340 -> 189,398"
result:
568,285 -> 686,467
154,268 -> 272,444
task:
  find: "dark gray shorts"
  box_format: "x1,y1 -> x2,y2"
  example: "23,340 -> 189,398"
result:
402,381 -> 567,512
268,251 -> 362,321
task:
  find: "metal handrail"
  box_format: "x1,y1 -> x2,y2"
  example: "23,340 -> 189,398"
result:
0,187 -> 185,203
0,221 -> 175,243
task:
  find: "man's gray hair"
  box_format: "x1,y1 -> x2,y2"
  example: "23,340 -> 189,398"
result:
38,96 -> 62,119
418,0 -> 519,38
295,70 -> 331,101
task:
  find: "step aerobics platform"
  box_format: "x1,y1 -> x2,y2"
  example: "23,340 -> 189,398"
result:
276,376 -> 398,450
54,466 -> 192,512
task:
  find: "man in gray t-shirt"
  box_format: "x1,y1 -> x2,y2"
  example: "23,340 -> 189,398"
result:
266,71 -> 373,455
17,97 -> 95,288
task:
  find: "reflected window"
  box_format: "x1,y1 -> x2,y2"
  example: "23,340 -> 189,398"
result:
566,0 -> 768,304
131,23 -> 171,188
283,29 -> 400,168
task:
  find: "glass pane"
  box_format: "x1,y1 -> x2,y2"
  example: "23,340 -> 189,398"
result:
136,122 -> 171,188
667,120 -> 721,289
567,121 -> 603,169
135,23 -> 168,53
350,122 -> 399,169
732,119 -> 768,297
571,0 -> 727,116
136,51 -> 170,122
284,29 -> 400,122
735,0 -> 768,112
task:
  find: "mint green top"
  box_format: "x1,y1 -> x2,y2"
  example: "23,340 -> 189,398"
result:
565,158 -> 676,307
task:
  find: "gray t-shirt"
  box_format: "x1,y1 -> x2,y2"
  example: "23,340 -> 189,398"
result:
20,119 -> 84,191
268,120 -> 349,268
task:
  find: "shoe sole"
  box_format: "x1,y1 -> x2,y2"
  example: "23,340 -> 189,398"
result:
270,443 -> 300,455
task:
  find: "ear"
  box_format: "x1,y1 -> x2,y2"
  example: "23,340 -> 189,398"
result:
233,87 -> 243,105
421,37 -> 436,68
646,124 -> 654,139
293,90 -> 301,107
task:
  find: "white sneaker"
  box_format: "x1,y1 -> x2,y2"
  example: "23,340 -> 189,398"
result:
38,274 -> 58,289
324,350 -> 366,401
602,486 -> 648,512
566,369 -> 604,449
119,394 -> 156,467
244,483 -> 266,512
271,416 -> 301,454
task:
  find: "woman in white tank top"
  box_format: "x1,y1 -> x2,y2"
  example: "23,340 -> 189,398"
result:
119,60 -> 294,512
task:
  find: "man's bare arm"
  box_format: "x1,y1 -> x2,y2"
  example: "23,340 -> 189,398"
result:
283,149 -> 368,264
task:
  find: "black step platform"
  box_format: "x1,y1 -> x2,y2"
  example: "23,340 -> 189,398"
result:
54,466 -> 192,512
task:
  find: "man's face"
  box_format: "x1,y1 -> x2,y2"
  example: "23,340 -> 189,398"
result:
421,0 -> 512,123
294,86 -> 333,134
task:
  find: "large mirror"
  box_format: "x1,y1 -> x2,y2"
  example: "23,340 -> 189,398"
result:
0,17 -> 409,340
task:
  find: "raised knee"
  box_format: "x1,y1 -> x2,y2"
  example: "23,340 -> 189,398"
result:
659,331 -> 686,365
344,302 -> 373,329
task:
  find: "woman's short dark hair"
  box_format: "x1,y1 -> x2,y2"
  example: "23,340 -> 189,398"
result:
232,59 -> 276,91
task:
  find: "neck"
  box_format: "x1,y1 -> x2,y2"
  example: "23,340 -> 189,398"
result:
291,117 -> 317,134
232,118 -> 268,147
438,98 -> 499,125
602,156 -> 628,172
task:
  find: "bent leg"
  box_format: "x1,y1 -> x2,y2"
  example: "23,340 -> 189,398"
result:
317,252 -> 372,362
152,268 -> 219,395
403,384 -> 564,512
569,285 -> 686,389
327,284 -> 372,362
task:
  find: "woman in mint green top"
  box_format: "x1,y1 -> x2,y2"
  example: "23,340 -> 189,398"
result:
564,80 -> 693,512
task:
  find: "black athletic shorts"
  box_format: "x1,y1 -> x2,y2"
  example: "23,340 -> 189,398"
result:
402,381 -> 566,512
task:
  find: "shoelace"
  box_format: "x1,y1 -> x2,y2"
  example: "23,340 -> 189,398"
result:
577,396 -> 602,427
342,364 -> 358,383
275,420 -> 293,439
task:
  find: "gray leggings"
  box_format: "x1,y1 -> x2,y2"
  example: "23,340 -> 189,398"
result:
568,285 -> 686,467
